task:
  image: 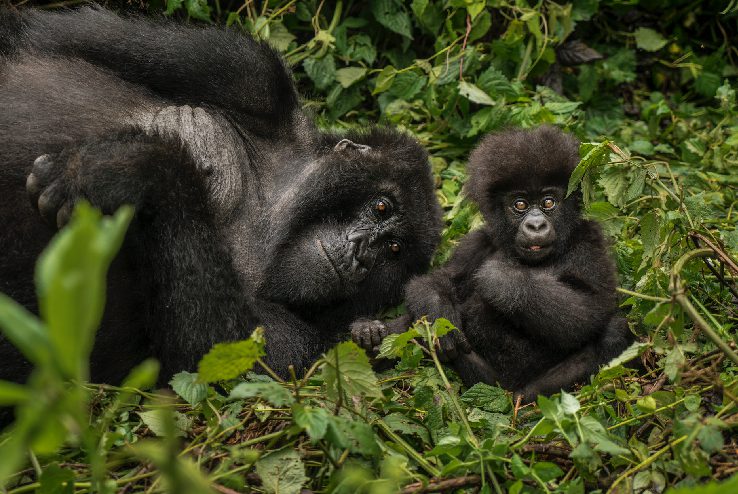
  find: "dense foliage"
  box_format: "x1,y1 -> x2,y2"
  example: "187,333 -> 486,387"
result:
2,0 -> 738,492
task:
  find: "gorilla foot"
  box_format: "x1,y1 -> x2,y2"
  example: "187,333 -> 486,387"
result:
27,154 -> 75,227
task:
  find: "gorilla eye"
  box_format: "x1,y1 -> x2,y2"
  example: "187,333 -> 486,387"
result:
388,240 -> 402,255
374,198 -> 392,217
513,199 -> 529,212
541,197 -> 556,210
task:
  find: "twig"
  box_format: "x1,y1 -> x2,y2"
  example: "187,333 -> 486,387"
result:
400,475 -> 482,494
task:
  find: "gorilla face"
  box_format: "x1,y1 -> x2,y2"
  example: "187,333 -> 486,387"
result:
258,130 -> 442,311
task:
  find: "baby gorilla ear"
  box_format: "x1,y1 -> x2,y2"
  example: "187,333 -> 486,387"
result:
333,139 -> 372,153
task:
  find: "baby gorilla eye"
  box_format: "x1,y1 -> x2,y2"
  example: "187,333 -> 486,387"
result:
513,199 -> 529,211
541,197 -> 556,210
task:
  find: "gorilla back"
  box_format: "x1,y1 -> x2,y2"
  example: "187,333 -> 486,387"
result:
0,7 -> 442,384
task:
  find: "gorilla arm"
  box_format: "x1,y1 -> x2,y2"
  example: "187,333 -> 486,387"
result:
473,244 -> 615,351
18,7 -> 301,136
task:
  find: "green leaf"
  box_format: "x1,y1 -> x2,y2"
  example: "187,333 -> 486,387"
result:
459,81 -> 494,106
373,65 -> 397,94
567,141 -> 610,197
198,328 -> 266,383
292,403 -> 329,441
634,27 -> 668,52
184,0 -> 211,21
138,410 -> 192,437
229,380 -> 294,407
325,415 -> 380,457
533,462 -> 564,482
461,383 -> 510,413
0,380 -> 29,406
303,56 -> 336,90
321,341 -> 382,402
169,371 -> 209,406
371,0 -> 413,39
38,463 -> 74,494
255,448 -> 307,494
430,317 -> 456,339
560,391 -> 581,415
335,67 -> 367,88
389,71 -> 427,100
0,294 -> 51,367
36,203 -> 133,380
378,329 -> 420,360
164,0 -> 184,15
267,21 -> 297,52
665,474 -> 738,494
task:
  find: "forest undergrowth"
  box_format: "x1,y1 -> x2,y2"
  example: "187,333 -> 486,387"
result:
1,1 -> 738,493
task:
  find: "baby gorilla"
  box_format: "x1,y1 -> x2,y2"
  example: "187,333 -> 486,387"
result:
352,126 -> 633,402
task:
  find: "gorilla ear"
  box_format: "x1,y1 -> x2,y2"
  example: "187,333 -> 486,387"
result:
334,139 -> 372,153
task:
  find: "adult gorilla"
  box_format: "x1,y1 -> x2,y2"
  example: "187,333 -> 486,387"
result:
0,7 -> 442,383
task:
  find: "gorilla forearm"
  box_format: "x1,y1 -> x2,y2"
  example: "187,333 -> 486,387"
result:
475,259 -> 611,348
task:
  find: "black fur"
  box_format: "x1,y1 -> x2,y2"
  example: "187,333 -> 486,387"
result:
0,7 -> 442,386
353,126 -> 632,402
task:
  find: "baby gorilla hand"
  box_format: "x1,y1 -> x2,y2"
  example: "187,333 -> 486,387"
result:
436,327 -> 472,362
351,319 -> 388,354
26,153 -> 76,227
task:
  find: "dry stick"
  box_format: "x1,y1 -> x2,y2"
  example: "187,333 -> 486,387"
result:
670,248 -> 738,366
400,475 -> 482,494
689,232 -> 738,300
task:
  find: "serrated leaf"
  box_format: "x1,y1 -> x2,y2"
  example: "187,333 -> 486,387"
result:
371,0 -> 413,39
184,0 -> 211,21
389,71 -> 427,100
256,448 -> 307,494
292,403 -> 329,441
303,56 -> 336,90
325,415 -> 380,457
198,329 -> 266,383
560,391 -> 581,415
459,81 -> 494,106
169,371 -> 209,406
634,27 -> 668,52
321,341 -> 382,402
378,326 -> 420,359
229,380 -> 294,407
461,383 -> 510,413
335,67 -> 367,88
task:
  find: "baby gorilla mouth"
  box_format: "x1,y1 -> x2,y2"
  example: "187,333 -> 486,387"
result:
529,245 -> 542,251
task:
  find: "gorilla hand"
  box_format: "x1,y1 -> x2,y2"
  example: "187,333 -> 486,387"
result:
351,319 -> 388,354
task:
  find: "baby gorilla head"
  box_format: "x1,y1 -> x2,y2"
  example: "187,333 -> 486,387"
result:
466,126 -> 580,263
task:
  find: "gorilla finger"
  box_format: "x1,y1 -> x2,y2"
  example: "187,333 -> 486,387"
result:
26,173 -> 41,204
441,336 -> 458,359
369,323 -> 384,347
37,183 -> 66,225
31,154 -> 60,182
457,332 -> 472,354
56,202 -> 73,228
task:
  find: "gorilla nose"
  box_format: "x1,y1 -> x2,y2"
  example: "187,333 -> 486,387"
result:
524,215 -> 549,233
